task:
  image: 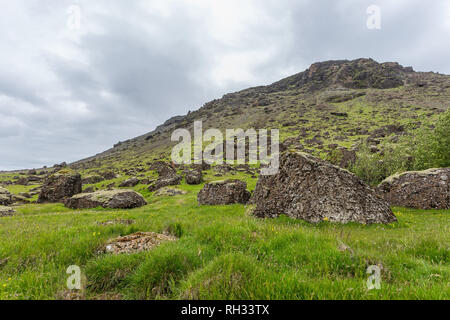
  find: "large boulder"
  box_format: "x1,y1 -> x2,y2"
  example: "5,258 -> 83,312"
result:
0,187 -> 13,206
37,170 -> 82,203
198,180 -> 251,205
65,189 -> 147,209
251,152 -> 396,224
377,168 -> 449,209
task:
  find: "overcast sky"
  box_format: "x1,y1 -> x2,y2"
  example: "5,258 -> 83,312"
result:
0,0 -> 449,170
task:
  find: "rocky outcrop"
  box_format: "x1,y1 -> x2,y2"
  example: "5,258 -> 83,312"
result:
377,168 -> 449,209
0,187 -> 13,206
251,152 -> 396,224
38,170 -> 82,203
64,189 -> 147,209
198,180 -> 251,205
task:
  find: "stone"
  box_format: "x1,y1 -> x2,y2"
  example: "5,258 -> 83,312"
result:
119,177 -> 140,187
251,152 -> 396,224
82,175 -> 104,184
154,187 -> 187,197
185,170 -> 203,185
148,174 -> 182,192
0,187 -> 13,206
0,206 -> 15,217
198,180 -> 251,205
38,170 -> 82,203
377,168 -> 449,209
64,189 -> 147,209
102,232 -> 176,255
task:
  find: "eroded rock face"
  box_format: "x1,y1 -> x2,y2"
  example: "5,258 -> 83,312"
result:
0,187 -> 13,206
251,152 -> 396,224
64,189 -> 146,209
198,180 -> 251,205
38,170 -> 82,203
377,168 -> 449,209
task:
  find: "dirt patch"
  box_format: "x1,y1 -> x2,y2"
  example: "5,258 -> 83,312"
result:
102,232 -> 177,255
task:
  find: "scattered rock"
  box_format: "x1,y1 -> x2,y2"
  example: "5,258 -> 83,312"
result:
101,171 -> 117,180
198,180 -> 251,205
251,152 -> 397,224
0,206 -> 15,217
119,177 -> 140,188
102,232 -> 176,255
37,170 -> 82,203
154,187 -> 187,197
65,189 -> 147,209
377,168 -> 450,209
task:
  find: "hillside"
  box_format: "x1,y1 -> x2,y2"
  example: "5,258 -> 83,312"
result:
67,58 -> 449,175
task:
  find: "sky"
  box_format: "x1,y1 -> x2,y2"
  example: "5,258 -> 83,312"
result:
0,0 -> 449,170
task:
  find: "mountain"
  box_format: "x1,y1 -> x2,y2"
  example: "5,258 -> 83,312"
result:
69,58 -> 449,172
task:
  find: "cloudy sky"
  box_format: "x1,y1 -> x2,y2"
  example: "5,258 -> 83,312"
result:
0,0 -> 449,170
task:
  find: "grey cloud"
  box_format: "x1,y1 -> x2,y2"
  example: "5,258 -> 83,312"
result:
0,0 -> 449,170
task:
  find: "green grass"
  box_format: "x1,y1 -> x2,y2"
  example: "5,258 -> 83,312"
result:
0,177 -> 448,300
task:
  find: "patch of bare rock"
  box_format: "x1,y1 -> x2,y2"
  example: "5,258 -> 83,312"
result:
251,152 -> 397,224
64,189 -> 146,209
377,168 -> 449,209
102,232 -> 176,254
38,170 -> 82,203
198,180 -> 251,205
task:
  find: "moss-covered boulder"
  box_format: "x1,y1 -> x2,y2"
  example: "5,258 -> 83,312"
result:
0,206 -> 15,217
64,189 -> 146,209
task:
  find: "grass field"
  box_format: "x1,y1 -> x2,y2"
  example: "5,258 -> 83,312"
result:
0,174 -> 448,300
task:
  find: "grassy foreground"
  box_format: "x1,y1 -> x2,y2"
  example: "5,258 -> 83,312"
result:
0,177 -> 449,300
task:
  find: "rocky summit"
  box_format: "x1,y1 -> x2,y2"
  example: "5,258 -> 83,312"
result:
251,152 -> 397,224
377,168 -> 449,209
